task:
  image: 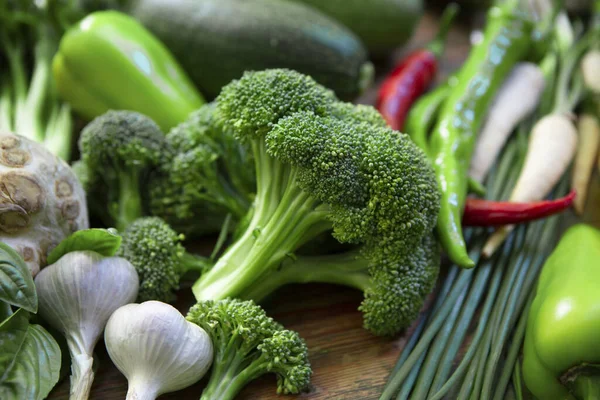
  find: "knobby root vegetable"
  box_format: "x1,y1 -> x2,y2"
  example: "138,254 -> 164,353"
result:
469,63 -> 545,183
581,49 -> 600,94
572,114 -> 600,214
483,113 -> 578,257
34,251 -> 139,400
0,132 -> 89,275
105,301 -> 213,400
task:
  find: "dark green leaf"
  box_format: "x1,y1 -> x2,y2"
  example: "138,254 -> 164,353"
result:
0,309 -> 29,377
0,243 -> 37,313
47,228 -> 122,265
0,316 -> 62,400
0,302 -> 12,322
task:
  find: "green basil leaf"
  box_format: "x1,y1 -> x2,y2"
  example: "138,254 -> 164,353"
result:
0,243 -> 37,313
0,302 -> 12,321
0,318 -> 62,400
0,309 -> 29,376
47,228 -> 122,265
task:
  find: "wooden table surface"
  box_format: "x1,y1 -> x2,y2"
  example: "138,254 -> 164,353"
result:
48,8 -> 480,400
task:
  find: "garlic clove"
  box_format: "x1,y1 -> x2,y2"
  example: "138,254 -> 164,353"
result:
105,301 -> 213,400
34,251 -> 139,400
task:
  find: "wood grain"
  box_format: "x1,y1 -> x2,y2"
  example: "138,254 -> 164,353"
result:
47,8 -> 476,400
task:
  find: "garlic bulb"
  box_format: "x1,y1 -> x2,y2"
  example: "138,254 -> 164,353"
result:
0,133 -> 89,276
34,251 -> 139,400
105,301 -> 213,400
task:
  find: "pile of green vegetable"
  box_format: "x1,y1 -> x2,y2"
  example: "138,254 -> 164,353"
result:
2,0 -> 600,399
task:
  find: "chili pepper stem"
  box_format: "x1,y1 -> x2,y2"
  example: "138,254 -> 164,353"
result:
428,3 -> 460,57
571,374 -> 600,400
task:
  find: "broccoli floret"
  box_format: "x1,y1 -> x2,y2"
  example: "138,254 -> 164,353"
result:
78,110 -> 164,231
330,101 -> 388,127
149,103 -> 255,237
191,69 -> 440,333
117,217 -> 210,302
360,234 -> 440,335
186,298 -> 311,399
240,235 -> 440,336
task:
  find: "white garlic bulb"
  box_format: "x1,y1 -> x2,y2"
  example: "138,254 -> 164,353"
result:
105,301 -> 213,400
34,251 -> 139,400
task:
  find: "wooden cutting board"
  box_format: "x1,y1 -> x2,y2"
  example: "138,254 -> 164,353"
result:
47,8 -> 476,400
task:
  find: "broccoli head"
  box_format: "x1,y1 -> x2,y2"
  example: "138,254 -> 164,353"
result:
149,103 -> 255,237
187,298 -> 311,399
117,217 -> 209,302
78,110 -> 164,231
191,68 -> 440,335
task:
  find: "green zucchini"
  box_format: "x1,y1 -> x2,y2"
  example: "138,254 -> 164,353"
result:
126,0 -> 373,100
285,0 -> 423,56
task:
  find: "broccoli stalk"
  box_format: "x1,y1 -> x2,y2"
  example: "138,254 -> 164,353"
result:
191,69 -> 440,336
0,2 -> 73,160
240,249 -> 370,302
117,217 -> 210,302
78,111 -> 165,231
186,298 -> 312,399
239,235 -> 440,336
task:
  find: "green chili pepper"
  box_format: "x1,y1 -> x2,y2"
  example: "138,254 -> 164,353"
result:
428,2 -> 534,267
522,224 -> 600,400
405,82 -> 450,156
53,11 -> 205,131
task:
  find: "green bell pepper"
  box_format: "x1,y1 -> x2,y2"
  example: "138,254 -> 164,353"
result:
53,11 -> 205,131
523,224 -> 600,400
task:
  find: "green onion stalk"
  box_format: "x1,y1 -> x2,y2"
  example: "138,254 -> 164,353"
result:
0,1 -> 74,161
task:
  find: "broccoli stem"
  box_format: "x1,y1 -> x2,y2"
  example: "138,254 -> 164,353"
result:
179,252 -> 210,275
113,170 -> 144,232
192,149 -> 332,301
240,251 -> 371,302
201,350 -> 272,400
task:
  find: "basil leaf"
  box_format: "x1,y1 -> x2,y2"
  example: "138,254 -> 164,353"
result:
0,302 -> 12,321
0,243 -> 37,313
47,228 -> 122,265
0,309 -> 29,376
0,318 -> 61,400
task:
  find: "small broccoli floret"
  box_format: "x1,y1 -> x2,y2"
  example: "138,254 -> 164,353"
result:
360,234 -> 441,336
216,69 -> 336,139
78,110 -> 164,231
191,69 -> 440,324
186,298 -> 311,399
117,217 -> 209,302
330,102 -> 388,127
149,103 -> 255,237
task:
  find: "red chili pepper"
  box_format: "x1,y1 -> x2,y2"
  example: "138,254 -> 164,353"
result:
376,3 -> 459,131
462,190 -> 576,227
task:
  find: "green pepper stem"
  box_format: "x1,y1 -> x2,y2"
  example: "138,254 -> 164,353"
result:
572,375 -> 600,400
427,3 -> 460,57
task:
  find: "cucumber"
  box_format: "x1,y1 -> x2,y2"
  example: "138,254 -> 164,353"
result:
126,0 -> 373,100
285,0 -> 423,56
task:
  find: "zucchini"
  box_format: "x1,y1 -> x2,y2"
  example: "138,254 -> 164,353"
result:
126,0 -> 373,100
285,0 -> 423,56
